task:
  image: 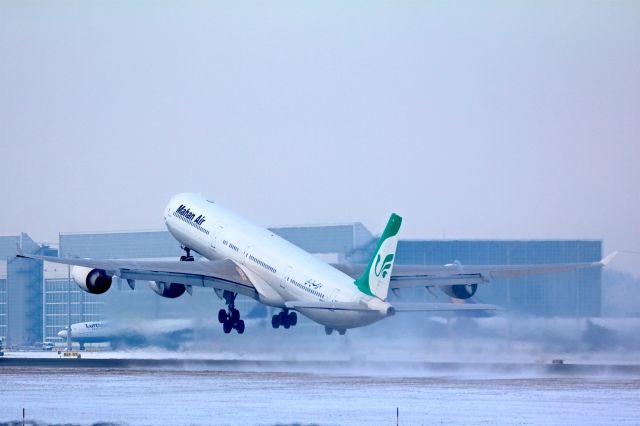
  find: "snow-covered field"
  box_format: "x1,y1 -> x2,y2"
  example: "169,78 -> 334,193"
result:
1,365 -> 639,425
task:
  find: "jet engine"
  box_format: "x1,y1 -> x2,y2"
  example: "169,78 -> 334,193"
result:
441,283 -> 478,299
71,266 -> 113,294
149,281 -> 186,298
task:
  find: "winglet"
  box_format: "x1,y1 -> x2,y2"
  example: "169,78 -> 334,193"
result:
16,242 -> 25,258
600,251 -> 618,266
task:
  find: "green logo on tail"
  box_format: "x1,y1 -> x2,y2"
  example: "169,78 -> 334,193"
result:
374,253 -> 395,278
354,213 -> 402,299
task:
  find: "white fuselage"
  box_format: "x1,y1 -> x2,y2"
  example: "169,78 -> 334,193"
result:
58,321 -> 110,343
58,320 -> 195,347
164,193 -> 391,329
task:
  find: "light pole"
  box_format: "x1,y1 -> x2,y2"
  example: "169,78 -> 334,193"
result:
66,264 -> 71,351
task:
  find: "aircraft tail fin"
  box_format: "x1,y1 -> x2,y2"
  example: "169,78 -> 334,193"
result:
354,213 -> 402,300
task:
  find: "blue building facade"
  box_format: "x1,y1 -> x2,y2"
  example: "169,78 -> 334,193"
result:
0,278 -> 6,340
392,240 -> 601,317
0,233 -> 55,347
43,278 -> 105,344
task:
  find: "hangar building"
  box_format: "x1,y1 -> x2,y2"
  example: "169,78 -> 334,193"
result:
0,224 -> 601,347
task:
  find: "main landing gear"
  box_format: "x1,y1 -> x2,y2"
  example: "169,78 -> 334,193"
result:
180,246 -> 194,262
218,290 -> 245,334
325,326 -> 346,336
271,309 -> 297,329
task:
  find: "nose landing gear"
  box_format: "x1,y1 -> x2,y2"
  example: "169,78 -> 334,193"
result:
271,309 -> 297,329
180,246 -> 194,262
218,291 -> 245,334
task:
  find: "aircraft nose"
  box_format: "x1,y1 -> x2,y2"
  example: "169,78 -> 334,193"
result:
165,194 -> 184,223
58,330 -> 67,338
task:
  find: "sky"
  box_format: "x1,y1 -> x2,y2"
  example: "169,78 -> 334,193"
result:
1,1 -> 639,275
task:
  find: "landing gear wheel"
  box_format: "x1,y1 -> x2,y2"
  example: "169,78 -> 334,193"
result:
279,311 -> 290,329
230,308 -> 240,323
325,326 -> 333,335
220,291 -> 244,334
289,312 -> 297,326
338,329 -> 346,335
272,310 -> 297,330
180,246 -> 194,262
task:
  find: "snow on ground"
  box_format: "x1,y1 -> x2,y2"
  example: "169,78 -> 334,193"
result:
1,365 -> 639,425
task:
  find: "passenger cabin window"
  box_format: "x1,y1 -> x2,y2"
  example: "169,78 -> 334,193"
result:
248,253 -> 276,274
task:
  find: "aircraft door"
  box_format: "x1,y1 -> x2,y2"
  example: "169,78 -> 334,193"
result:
210,225 -> 224,250
240,245 -> 250,266
329,287 -> 341,302
281,266 -> 293,290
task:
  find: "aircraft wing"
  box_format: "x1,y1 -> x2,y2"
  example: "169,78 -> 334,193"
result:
334,251 -> 617,289
16,253 -> 259,299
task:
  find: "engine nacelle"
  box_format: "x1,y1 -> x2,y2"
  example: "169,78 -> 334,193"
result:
441,283 -> 478,300
149,281 -> 186,298
71,266 -> 112,294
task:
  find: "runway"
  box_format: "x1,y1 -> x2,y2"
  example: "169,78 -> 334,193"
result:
1,355 -> 640,425
3,355 -> 640,377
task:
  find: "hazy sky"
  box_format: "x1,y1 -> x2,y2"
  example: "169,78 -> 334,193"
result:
1,2 -> 639,274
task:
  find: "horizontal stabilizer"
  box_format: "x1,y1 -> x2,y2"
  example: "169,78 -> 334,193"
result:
391,302 -> 499,312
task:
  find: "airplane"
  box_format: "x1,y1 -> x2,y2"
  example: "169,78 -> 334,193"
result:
18,193 -> 617,336
57,320 -> 195,350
